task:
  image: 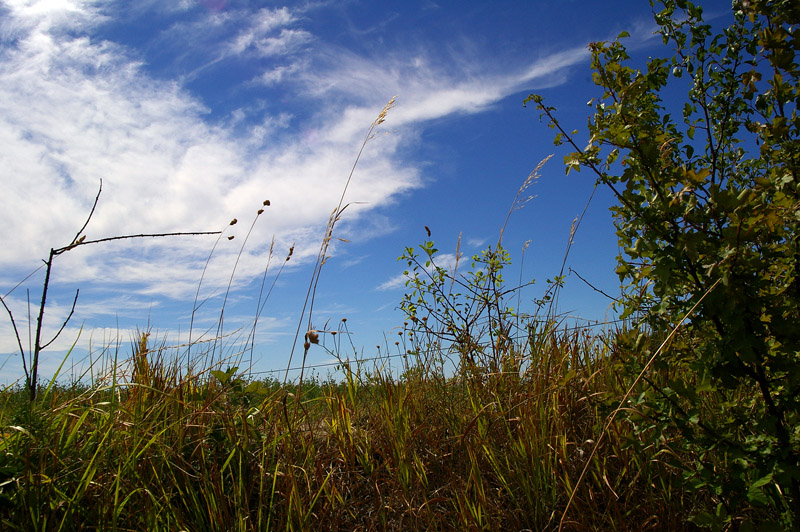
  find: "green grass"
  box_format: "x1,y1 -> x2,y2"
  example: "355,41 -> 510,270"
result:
0,320 -> 709,531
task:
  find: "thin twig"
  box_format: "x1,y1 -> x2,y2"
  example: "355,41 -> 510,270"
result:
54,231 -> 221,255
3,264 -> 46,299
40,289 -> 79,351
569,267 -> 620,302
0,295 -> 29,382
69,179 -> 103,245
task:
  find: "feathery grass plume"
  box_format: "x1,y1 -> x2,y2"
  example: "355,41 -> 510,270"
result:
499,154 -> 552,245
374,95 -> 396,126
285,97 -> 398,386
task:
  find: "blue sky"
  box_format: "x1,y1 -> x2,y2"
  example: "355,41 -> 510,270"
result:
0,0 -> 733,384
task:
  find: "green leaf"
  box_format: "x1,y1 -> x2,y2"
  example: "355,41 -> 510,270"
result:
746,473 -> 773,506
690,511 -> 719,527
211,370 -> 230,385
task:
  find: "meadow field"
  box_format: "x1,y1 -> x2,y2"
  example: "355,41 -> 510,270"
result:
0,307 -> 711,531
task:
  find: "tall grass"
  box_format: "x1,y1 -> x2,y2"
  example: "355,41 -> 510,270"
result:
1,318 -> 705,531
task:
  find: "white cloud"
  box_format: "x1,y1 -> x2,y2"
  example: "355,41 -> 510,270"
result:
258,61 -> 304,85
0,3 -> 413,286
1,0 -> 103,33
263,40 -> 588,145
376,272 -> 412,292
229,9 -> 310,58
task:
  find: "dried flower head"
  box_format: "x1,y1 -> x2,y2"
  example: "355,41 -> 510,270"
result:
227,236 -> 235,240
230,218 -> 238,226
264,200 -> 271,206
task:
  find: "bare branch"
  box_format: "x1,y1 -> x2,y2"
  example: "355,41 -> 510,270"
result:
10,178 -> 224,400
54,230 -> 221,255
0,295 -> 29,382
29,249 -> 56,400
569,267 -> 620,302
40,289 -> 79,351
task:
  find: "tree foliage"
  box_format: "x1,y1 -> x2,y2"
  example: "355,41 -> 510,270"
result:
529,0 -> 799,527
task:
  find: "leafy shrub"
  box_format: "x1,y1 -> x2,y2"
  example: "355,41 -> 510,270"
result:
528,0 -> 800,527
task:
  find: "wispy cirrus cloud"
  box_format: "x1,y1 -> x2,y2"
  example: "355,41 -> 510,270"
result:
228,8 -> 310,57
260,40 -> 588,144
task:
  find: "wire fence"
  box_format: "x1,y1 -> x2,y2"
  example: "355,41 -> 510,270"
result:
245,315 -> 629,378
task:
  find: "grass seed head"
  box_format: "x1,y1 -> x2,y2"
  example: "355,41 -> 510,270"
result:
375,96 -> 396,126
